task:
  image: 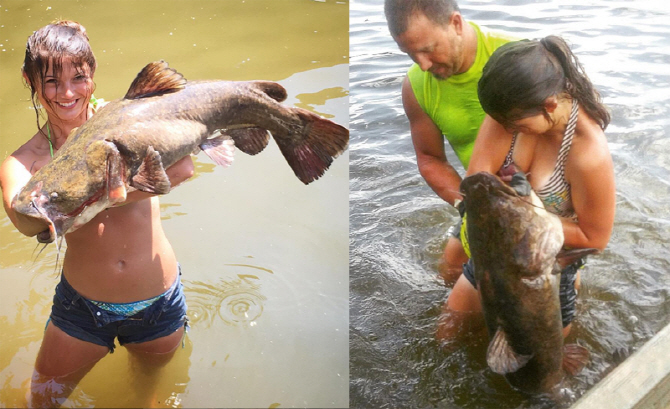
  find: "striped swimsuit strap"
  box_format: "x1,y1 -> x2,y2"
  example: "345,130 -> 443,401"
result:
535,99 -> 579,200
502,133 -> 518,169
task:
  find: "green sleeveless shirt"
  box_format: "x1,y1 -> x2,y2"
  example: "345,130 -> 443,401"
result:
407,22 -> 515,169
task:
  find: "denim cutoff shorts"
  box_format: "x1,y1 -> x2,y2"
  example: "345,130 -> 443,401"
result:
49,267 -> 188,352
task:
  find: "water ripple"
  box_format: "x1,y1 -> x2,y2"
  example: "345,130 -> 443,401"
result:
185,273 -> 267,327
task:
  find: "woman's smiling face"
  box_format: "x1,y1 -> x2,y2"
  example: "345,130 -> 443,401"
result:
37,60 -> 94,124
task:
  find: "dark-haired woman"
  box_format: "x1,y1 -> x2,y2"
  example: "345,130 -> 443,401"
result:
440,35 -> 615,340
0,20 -> 194,406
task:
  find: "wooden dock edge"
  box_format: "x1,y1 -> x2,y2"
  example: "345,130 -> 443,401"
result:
572,323 -> 670,409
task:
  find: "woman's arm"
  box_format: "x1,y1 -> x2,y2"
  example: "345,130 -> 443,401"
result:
563,132 -> 615,251
0,152 -> 51,236
466,115 -> 514,177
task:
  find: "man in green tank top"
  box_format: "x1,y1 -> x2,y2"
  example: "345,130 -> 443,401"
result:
384,0 -> 514,281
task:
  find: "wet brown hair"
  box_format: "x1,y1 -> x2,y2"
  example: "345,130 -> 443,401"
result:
385,0 -> 460,37
22,20 -> 97,131
478,35 -> 610,130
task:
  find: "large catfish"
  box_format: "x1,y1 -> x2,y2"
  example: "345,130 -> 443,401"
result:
460,172 -> 593,395
13,61 -> 348,243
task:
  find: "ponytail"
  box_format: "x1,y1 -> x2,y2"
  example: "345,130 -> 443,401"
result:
540,36 -> 610,130
478,35 -> 609,130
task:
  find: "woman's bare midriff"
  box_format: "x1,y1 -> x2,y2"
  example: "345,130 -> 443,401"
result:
61,196 -> 179,303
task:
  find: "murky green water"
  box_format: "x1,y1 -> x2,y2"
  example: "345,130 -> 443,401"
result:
0,1 -> 349,407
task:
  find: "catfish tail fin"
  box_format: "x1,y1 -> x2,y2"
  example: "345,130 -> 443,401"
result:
274,108 -> 348,185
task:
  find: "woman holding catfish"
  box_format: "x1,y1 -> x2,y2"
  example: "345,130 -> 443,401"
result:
440,36 -> 615,340
0,20 -> 193,406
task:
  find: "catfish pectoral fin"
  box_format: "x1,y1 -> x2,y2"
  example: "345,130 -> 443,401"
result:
275,109 -> 349,185
85,140 -> 128,202
130,146 -> 171,194
107,144 -> 127,202
201,134 -> 235,167
226,127 -> 270,156
487,326 -> 533,374
562,343 -> 589,376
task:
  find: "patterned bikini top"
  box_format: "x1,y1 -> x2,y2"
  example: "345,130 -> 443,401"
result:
501,100 -> 579,218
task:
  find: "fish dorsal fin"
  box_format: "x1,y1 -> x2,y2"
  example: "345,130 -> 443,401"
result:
124,60 -> 186,99
487,326 -> 533,374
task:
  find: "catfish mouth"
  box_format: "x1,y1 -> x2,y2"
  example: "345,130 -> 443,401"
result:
18,186 -> 106,244
28,199 -> 58,243
12,201 -> 58,244
36,225 -> 56,243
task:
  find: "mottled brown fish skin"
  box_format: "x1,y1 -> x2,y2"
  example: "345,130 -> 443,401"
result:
461,172 -> 567,394
13,61 -> 348,243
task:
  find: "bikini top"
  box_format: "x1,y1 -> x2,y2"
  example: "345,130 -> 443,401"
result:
501,99 -> 579,218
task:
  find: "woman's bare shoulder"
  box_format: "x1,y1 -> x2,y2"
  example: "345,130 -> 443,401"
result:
3,131 -> 50,172
567,116 -> 612,177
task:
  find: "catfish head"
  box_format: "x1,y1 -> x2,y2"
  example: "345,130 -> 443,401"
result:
460,172 -> 564,279
13,138 -> 130,243
460,171 -> 520,214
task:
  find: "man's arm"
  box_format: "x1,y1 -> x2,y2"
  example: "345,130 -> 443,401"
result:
402,77 -> 463,206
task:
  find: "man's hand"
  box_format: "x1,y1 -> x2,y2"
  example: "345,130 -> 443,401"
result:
497,163 -> 531,196
509,172 -> 531,196
454,198 -> 466,217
